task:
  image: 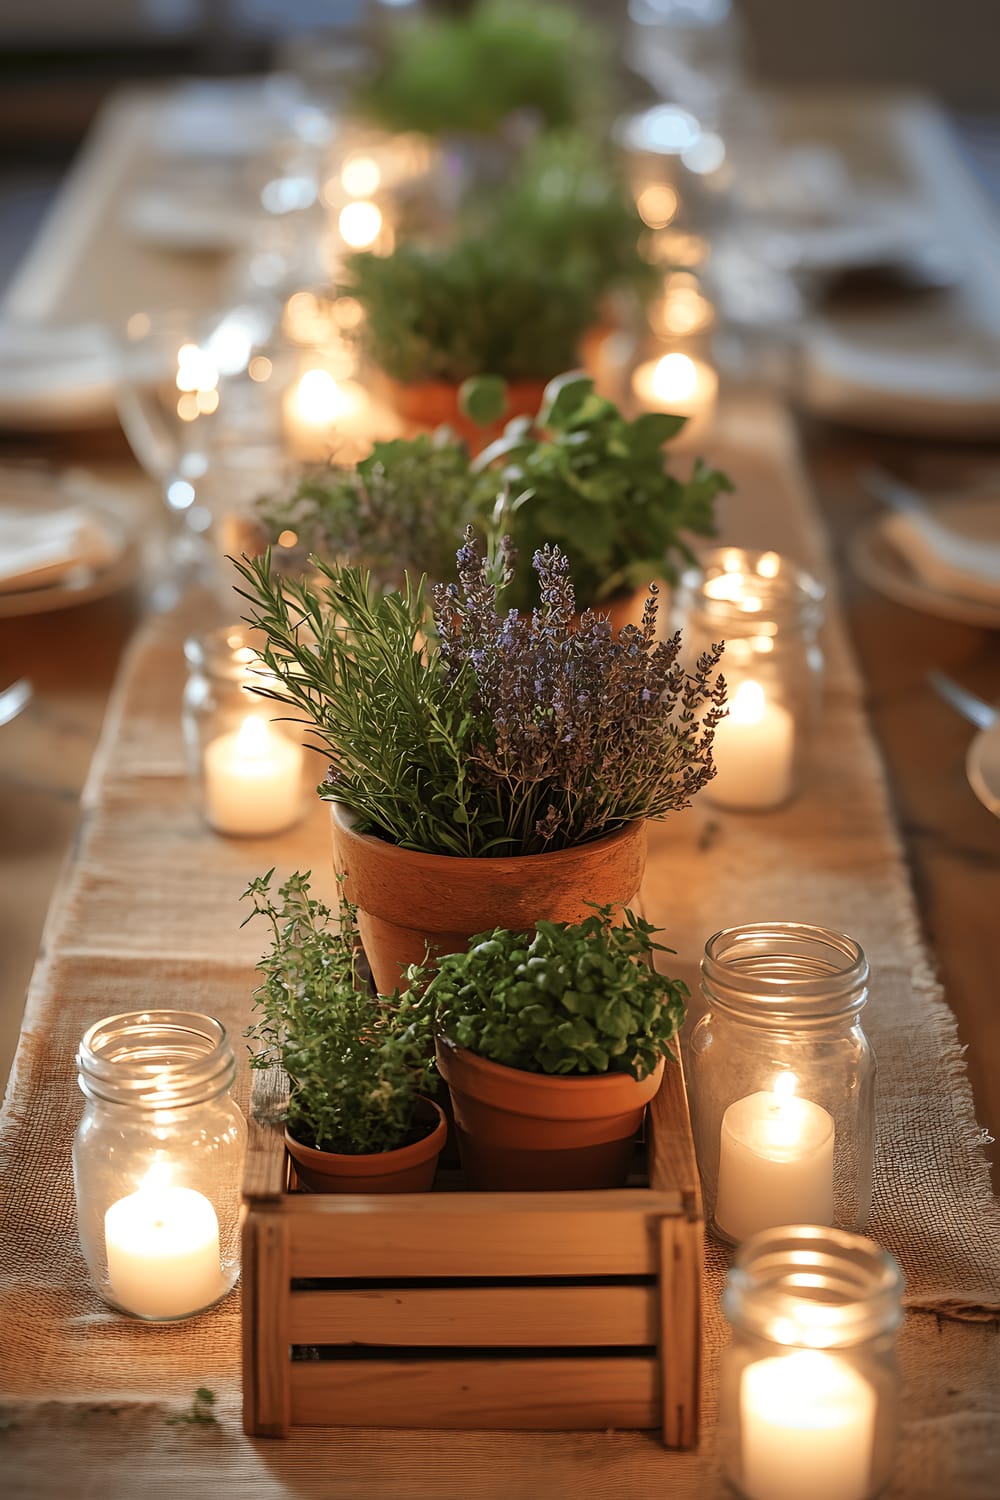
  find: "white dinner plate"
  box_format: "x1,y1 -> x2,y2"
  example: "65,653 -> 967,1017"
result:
850,494 -> 1000,629
967,721 -> 1000,817
0,470 -> 141,618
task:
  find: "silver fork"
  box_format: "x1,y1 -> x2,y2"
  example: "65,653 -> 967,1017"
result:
0,678 -> 31,728
927,670 -> 997,730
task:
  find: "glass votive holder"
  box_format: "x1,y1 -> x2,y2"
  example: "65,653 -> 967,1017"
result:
720,1225 -> 903,1500
183,623 -> 308,838
73,1011 -> 247,1320
674,546 -> 825,811
687,922 -> 876,1245
628,338 -> 719,449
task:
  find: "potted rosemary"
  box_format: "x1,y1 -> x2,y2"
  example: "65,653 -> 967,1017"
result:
242,869 -> 444,1193
421,905 -> 689,1191
257,373 -> 730,613
234,530 -> 725,993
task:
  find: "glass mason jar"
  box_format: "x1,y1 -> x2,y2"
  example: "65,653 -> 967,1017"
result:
673,546 -> 825,810
687,922 -> 876,1245
720,1225 -> 903,1500
73,1011 -> 247,1320
183,622 -> 308,837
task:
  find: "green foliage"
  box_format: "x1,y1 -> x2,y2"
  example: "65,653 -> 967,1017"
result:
165,1389 -> 218,1427
232,537 -> 726,858
473,372 -> 733,610
345,238 -> 593,385
242,870 -> 436,1155
423,907 -> 688,1081
358,0 -> 606,138
459,374 -> 508,427
258,434 -> 478,596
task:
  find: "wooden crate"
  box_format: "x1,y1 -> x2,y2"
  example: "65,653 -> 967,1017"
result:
241,1056 -> 703,1447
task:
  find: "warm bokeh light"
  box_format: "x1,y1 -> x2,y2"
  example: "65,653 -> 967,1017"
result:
341,155 -> 382,197
338,200 -> 383,249
651,352 -> 698,404
636,183 -> 678,229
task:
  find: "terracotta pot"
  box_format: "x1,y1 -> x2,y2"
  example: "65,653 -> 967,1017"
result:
284,1096 -> 446,1194
436,1036 -> 665,1190
329,802 -> 648,993
374,370 -> 548,452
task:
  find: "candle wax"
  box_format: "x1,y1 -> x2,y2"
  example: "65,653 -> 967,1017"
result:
741,1349 -> 876,1500
709,678 -> 795,811
715,1084 -> 835,1243
203,716 -> 303,836
105,1184 -> 222,1319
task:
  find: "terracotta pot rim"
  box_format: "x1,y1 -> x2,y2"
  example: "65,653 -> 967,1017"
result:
284,1096 -> 446,1177
436,1034 -> 665,1115
329,800 -> 645,873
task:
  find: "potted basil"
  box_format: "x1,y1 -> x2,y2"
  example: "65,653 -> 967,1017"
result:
421,906 -> 689,1190
242,869 -> 444,1193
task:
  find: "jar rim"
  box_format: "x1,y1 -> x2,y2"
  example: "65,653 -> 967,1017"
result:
678,547 -> 825,629
724,1225 -> 904,1347
78,1010 -> 236,1109
702,922 -> 869,1022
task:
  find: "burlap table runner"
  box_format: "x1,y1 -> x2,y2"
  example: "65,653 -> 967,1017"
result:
2,401 -> 998,1498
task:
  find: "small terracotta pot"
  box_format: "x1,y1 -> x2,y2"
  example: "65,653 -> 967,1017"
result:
374,371 -> 548,452
329,802 -> 647,994
436,1036 -> 665,1191
284,1097 -> 447,1193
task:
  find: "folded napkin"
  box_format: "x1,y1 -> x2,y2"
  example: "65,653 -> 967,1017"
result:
0,321 -> 117,427
0,502 -> 119,594
883,498 -> 1000,607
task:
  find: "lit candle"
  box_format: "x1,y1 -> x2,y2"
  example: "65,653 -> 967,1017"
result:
630,351 -> 718,446
740,1349 -> 876,1500
202,715 -> 304,836
105,1180 -> 222,1318
716,1072 -> 834,1243
283,369 -> 369,461
709,678 -> 795,811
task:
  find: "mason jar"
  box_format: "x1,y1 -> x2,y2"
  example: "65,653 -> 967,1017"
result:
687,922 -> 876,1245
720,1225 -> 903,1500
182,622 -> 308,837
673,546 -> 825,810
73,1010 -> 246,1320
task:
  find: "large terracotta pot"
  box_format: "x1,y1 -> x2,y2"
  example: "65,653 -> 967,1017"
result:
374,370 -> 548,451
329,802 -> 648,994
436,1036 -> 665,1191
284,1097 -> 446,1194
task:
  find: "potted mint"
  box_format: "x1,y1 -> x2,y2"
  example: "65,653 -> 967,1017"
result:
242,869 -> 444,1193
421,906 -> 689,1190
257,373 -> 730,614
234,530 -> 725,994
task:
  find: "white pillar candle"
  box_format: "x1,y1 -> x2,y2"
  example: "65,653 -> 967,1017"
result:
105,1184 -> 222,1318
709,678 -> 795,810
630,351 -> 718,447
740,1349 -> 876,1500
716,1072 -> 835,1242
203,715 -> 304,836
283,369 -> 370,461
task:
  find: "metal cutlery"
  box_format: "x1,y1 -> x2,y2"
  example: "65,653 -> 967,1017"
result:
0,677 -> 31,727
927,671 -> 997,730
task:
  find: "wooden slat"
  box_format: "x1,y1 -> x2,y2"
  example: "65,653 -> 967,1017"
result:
243,1212 -> 291,1437
284,1192 -> 679,1278
290,1357 -> 659,1429
288,1283 -> 658,1346
243,1068 -> 291,1203
647,1051 -> 701,1211
658,1214 -> 703,1450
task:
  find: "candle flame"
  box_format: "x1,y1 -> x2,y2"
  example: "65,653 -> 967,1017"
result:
651,351 -> 698,403
731,679 -> 766,725
139,1161 -> 173,1194
236,716 -> 271,758
774,1071 -> 798,1100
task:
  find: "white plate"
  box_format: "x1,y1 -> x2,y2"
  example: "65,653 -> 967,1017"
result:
0,470 -> 140,618
850,494 -> 1000,629
0,322 -> 119,430
967,721 -> 1000,816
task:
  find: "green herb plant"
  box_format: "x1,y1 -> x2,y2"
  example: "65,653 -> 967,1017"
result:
242,870 -> 436,1155
474,371 -> 733,610
165,1388 -> 218,1427
422,906 -> 688,1081
233,531 -> 725,858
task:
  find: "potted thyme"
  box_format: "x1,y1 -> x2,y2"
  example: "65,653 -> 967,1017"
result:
234,529 -> 725,993
257,372 -> 730,612
242,869 -> 444,1193
420,906 -> 689,1191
